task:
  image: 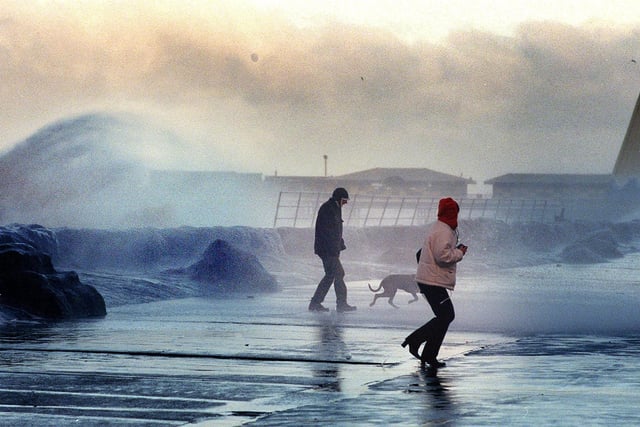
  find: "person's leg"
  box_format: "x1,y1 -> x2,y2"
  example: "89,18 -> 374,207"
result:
420,286 -> 454,363
402,284 -> 434,359
405,317 -> 436,346
332,257 -> 347,305
332,257 -> 356,311
310,256 -> 337,307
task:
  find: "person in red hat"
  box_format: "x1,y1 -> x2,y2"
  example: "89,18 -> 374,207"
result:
402,197 -> 467,368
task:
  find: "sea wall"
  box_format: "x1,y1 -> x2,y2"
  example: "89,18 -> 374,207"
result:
54,226 -> 286,271
37,218 -> 640,273
277,219 -> 640,268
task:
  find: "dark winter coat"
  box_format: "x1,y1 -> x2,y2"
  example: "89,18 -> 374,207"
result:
314,198 -> 345,257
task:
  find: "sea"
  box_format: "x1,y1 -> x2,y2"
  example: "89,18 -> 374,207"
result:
0,247 -> 639,425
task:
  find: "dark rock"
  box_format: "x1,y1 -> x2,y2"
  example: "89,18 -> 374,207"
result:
54,225 -> 285,271
559,246 -> 604,264
186,239 -> 278,293
0,242 -> 54,274
0,223 -> 58,258
0,243 -> 106,319
559,229 -> 623,264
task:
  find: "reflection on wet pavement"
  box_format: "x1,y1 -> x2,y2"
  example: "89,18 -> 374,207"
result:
1,268 -> 639,426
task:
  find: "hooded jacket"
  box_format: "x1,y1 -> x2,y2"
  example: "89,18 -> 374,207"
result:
314,197 -> 345,257
416,198 -> 464,290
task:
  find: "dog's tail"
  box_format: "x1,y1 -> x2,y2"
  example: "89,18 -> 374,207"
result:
368,282 -> 382,292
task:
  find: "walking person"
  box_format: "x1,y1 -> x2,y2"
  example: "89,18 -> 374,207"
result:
402,197 -> 467,368
308,188 -> 356,313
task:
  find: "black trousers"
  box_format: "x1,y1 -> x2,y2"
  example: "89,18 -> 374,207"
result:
405,284 -> 455,361
310,255 -> 347,306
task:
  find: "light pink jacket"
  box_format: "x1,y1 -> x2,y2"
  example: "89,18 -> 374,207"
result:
416,220 -> 465,290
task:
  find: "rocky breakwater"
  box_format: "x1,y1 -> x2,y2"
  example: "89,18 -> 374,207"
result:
0,224 -> 106,319
179,239 -> 278,294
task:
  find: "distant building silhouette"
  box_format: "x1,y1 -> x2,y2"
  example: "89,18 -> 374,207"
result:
485,91 -> 640,200
614,91 -> 640,176
485,173 -> 615,200
265,167 -> 474,199
337,168 -> 473,198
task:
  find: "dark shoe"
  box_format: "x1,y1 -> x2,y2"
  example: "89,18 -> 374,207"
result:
308,302 -> 329,312
423,359 -> 446,369
401,339 -> 421,360
337,303 -> 357,313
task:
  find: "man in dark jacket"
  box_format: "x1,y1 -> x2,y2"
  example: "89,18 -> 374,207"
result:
309,187 -> 356,313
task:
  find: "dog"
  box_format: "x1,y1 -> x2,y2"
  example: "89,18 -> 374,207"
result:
368,274 -> 420,308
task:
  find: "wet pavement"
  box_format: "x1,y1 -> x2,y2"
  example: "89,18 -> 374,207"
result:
0,275 -> 639,426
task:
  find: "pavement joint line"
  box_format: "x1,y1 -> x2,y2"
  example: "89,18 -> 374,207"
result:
101,318 -> 412,331
0,347 -> 400,366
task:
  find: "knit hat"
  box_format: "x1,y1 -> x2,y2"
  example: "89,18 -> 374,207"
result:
332,187 -> 349,200
437,197 -> 459,229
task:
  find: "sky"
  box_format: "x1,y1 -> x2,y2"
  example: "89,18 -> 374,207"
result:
2,0 -> 640,183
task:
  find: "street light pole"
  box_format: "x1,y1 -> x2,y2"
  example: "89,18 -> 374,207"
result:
323,154 -> 328,177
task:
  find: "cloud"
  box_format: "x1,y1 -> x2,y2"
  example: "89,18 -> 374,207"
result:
1,3 -> 640,179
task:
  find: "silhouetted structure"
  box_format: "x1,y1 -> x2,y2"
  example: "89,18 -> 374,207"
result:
485,174 -> 615,200
614,91 -> 640,176
266,167 -> 474,199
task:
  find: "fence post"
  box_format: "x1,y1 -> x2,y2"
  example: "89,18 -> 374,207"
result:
467,198 -> 476,220
311,192 -> 323,227
395,197 -> 406,226
346,193 -> 357,226
481,198 -> 488,218
410,197 -> 420,226
359,195 -> 369,227
426,198 -> 436,223
292,192 -> 303,227
273,191 -> 284,227
379,196 -> 391,226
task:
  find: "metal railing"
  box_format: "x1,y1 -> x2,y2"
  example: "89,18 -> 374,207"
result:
273,192 -> 565,228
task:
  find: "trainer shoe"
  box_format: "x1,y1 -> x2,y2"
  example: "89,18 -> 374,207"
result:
308,302 -> 329,312
337,303 -> 357,313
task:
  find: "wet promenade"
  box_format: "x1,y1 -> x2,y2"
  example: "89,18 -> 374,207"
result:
1,275 -> 639,426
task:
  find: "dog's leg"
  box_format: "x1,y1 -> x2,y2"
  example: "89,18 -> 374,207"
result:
370,294 -> 379,307
388,295 -> 399,309
408,293 -> 419,304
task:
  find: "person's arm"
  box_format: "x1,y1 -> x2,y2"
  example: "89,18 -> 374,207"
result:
431,229 -> 464,265
316,203 -> 342,255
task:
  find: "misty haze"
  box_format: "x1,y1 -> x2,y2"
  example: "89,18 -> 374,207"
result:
2,2 -> 640,425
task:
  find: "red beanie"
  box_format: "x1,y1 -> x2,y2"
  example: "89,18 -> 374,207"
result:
437,197 -> 459,230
